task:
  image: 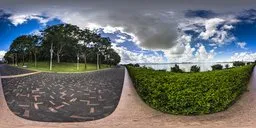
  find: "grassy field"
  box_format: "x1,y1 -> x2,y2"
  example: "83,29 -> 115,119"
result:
14,61 -> 109,72
127,65 -> 254,115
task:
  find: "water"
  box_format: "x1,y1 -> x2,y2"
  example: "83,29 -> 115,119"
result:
140,62 -> 234,72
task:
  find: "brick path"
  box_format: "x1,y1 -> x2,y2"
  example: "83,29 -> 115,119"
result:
1,67 -> 124,122
0,65 -> 35,76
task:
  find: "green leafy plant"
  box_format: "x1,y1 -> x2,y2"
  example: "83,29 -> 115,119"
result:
171,64 -> 184,73
233,61 -> 245,67
211,64 -> 223,70
127,65 -> 254,115
190,65 -> 200,72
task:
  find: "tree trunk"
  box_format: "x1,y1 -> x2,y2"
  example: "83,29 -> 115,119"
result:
34,53 -> 37,67
99,55 -> 101,69
22,54 -> 25,66
15,53 -> 18,66
57,53 -> 60,63
77,54 -> 79,70
29,52 -> 32,62
84,53 -> 87,69
12,55 -> 14,66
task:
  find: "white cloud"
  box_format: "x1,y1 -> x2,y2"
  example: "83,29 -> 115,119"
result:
198,18 -> 237,45
180,16 -> 238,47
114,34 -> 127,43
223,24 -> 233,30
237,42 -> 247,49
111,44 -> 165,64
230,52 -> 256,61
29,29 -> 42,36
0,50 -> 7,61
199,18 -> 225,40
8,14 -> 50,26
102,26 -> 124,33
194,44 -> 215,61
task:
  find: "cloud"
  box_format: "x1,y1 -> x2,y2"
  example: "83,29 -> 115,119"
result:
112,44 -> 165,64
185,10 -> 217,18
114,34 -> 127,43
8,14 -> 50,26
230,52 -> 256,61
199,18 -> 224,40
194,44 -> 215,61
237,42 -> 247,49
0,50 -> 6,61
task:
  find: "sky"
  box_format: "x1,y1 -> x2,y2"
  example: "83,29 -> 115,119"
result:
1,0 -> 256,63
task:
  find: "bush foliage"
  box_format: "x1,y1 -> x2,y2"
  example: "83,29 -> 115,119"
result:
190,65 -> 200,72
233,61 -> 245,67
127,65 -> 254,115
171,64 -> 184,73
211,64 -> 223,70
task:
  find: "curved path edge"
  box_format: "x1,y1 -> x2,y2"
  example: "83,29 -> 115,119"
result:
0,71 -> 41,79
0,67 -> 256,128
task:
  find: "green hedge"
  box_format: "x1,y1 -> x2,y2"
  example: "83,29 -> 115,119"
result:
127,65 -> 254,115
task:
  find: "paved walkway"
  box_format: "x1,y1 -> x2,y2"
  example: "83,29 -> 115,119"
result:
0,67 -> 256,127
0,64 -> 35,76
1,67 -> 124,122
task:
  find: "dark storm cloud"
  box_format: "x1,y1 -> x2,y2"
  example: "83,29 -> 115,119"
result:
184,10 -> 217,18
0,0 -> 256,49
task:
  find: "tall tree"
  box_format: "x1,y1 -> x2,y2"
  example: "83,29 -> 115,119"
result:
42,24 -> 80,63
28,35 -> 41,67
79,29 -> 94,69
9,35 -> 33,66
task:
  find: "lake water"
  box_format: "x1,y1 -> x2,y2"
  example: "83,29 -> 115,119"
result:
140,62 -> 234,72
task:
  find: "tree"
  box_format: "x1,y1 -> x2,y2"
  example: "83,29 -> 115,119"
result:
233,61 -> 245,67
190,65 -> 200,72
9,35 -> 33,66
211,64 -> 223,71
171,64 -> 183,73
225,64 -> 229,69
25,35 -> 41,67
79,29 -> 94,69
42,24 -> 80,63
134,63 -> 140,67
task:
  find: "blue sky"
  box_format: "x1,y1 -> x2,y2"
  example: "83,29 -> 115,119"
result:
1,5 -> 256,63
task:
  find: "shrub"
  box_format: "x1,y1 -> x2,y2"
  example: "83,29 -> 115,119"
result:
233,61 -> 245,67
171,64 -> 184,73
211,64 -> 223,70
190,65 -> 200,72
127,65 -> 254,115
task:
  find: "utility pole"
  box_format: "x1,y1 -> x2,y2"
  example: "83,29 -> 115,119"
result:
50,43 -> 53,71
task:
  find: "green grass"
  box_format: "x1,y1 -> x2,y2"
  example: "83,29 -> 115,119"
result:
14,61 -> 109,73
127,65 -> 254,115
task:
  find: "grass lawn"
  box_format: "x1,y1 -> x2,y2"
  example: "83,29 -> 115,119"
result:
14,61 -> 110,73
